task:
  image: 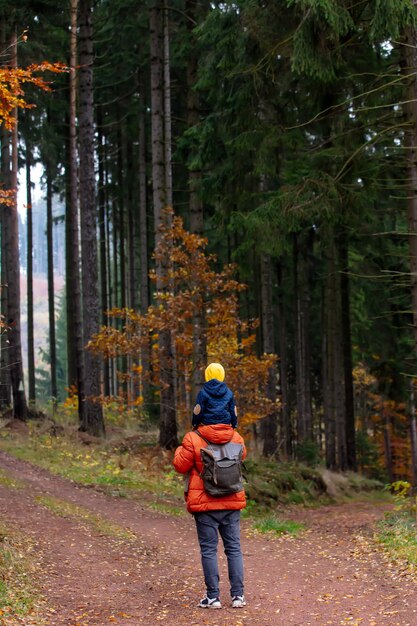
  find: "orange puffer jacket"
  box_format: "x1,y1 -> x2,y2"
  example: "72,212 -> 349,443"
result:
173,423 -> 247,514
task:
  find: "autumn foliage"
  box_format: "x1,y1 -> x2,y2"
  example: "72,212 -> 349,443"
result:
0,34 -> 67,205
353,363 -> 413,481
0,60 -> 67,131
89,212 -> 279,432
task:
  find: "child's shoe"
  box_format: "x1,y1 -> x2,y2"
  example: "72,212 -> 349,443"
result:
198,595 -> 222,609
231,595 -> 246,608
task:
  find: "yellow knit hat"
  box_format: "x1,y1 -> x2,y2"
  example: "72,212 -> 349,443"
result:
204,362 -> 225,382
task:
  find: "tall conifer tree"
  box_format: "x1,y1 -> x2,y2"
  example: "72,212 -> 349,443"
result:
78,0 -> 104,436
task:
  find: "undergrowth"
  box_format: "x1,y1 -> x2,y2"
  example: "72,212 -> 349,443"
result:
244,458 -> 328,507
376,511 -> 417,567
0,423 -> 183,505
0,524 -> 44,623
251,516 -> 305,536
0,418 -> 387,534
0,469 -> 24,490
374,481 -> 417,571
34,495 -> 137,541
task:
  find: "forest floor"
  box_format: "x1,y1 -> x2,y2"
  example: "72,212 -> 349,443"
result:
0,450 -> 416,626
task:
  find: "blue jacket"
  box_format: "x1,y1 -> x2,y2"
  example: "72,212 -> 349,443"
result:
192,379 -> 237,428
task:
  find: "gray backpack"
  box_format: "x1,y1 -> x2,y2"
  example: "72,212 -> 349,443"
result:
196,430 -> 244,497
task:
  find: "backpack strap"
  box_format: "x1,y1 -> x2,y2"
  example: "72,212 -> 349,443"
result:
194,430 -> 213,481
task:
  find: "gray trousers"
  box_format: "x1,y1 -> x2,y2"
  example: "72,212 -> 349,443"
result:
194,509 -> 244,598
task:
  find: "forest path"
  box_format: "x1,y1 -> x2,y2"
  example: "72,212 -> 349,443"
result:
0,451 -> 416,626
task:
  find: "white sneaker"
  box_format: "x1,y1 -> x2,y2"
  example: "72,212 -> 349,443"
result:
198,595 -> 222,609
232,595 -> 246,608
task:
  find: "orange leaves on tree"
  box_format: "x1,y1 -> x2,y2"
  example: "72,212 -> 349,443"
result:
63,385 -> 78,410
0,188 -> 16,206
0,60 -> 67,130
371,396 -> 411,480
353,362 -> 412,481
89,209 -> 280,429
0,39 -> 67,206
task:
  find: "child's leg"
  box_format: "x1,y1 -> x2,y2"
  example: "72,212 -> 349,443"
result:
194,512 -> 221,598
219,510 -> 244,597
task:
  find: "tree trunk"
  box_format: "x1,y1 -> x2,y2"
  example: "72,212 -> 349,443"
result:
383,410 -> 394,483
277,261 -> 292,458
293,230 -> 313,445
127,138 -> 136,313
0,101 -> 11,409
78,0 -> 104,436
260,253 -> 278,456
403,15 -> 417,406
112,200 -> 119,395
186,0 -> 207,398
162,0 -> 180,417
117,120 -> 127,310
322,231 -> 346,470
0,22 -> 9,409
163,0 -> 173,211
409,380 -> 417,492
112,199 -> 118,309
340,231 -> 356,471
137,90 -> 150,404
25,136 -> 36,405
46,160 -> 58,407
126,136 -> 137,404
138,92 -> 149,316
97,109 -> 110,397
66,0 -> 85,425
65,116 -> 78,393
104,145 -> 116,396
4,32 -> 27,420
116,120 -> 128,399
150,0 -> 177,448
186,0 -> 205,237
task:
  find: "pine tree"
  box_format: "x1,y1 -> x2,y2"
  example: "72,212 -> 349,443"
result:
78,0 -> 105,436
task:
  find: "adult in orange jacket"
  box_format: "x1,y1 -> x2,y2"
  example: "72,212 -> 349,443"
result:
174,423 -> 247,514
174,365 -> 247,610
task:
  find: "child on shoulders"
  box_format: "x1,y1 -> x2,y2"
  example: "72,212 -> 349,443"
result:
192,362 -> 238,428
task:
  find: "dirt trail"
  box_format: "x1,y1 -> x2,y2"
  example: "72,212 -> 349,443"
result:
0,451 -> 416,626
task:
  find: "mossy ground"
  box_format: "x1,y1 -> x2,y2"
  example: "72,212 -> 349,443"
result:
375,508 -> 417,571
0,524 -> 44,623
0,416 -> 387,524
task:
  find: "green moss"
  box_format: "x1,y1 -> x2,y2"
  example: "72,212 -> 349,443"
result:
345,472 -> 384,492
375,511 -> 417,566
0,468 -> 25,490
0,431 -> 183,501
34,495 -> 137,542
146,502 -> 185,516
252,516 -> 305,536
244,460 -> 328,507
0,525 -> 44,622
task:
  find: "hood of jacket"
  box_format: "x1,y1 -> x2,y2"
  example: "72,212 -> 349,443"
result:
195,423 -> 235,445
203,379 -> 229,399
